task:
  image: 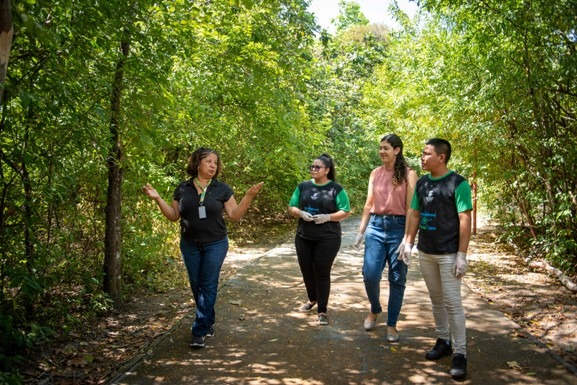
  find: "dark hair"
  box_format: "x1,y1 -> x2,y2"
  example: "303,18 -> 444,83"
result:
425,138 -> 452,164
186,147 -> 222,178
316,153 -> 336,181
381,134 -> 409,187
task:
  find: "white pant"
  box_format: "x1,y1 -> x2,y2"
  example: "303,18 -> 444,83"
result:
419,251 -> 467,355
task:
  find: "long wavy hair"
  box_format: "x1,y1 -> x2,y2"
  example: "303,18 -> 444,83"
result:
186,147 -> 223,179
381,134 -> 408,187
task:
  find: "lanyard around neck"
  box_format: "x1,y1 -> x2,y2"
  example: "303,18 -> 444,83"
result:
194,178 -> 211,206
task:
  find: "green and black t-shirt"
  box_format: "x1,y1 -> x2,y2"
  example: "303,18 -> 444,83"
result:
410,171 -> 472,254
289,179 -> 350,240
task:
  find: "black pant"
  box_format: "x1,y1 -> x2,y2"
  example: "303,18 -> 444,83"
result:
295,235 -> 341,314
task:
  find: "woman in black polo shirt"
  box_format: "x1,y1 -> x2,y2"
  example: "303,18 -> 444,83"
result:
143,147 -> 263,349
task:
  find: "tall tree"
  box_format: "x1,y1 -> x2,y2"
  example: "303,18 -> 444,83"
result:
0,0 -> 12,103
103,26 -> 131,304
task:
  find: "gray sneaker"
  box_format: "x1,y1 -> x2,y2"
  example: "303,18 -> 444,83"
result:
190,335 -> 205,348
318,313 -> 329,325
299,301 -> 316,312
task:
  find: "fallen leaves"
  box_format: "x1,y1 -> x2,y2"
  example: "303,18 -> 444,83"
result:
466,230 -> 577,369
506,361 -> 522,370
67,356 -> 89,368
20,288 -> 192,384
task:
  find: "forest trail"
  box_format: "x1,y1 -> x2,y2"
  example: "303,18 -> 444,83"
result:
108,217 -> 577,385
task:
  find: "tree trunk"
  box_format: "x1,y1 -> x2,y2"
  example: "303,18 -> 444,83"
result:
103,29 -> 130,306
0,0 -> 13,103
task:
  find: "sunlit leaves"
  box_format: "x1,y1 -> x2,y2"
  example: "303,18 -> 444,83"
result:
332,0 -> 370,32
402,0 -> 577,271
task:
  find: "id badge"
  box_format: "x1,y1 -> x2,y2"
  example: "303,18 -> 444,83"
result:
198,206 -> 207,219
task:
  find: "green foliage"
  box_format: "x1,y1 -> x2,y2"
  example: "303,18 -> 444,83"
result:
5,0 -> 314,286
0,314 -> 28,372
0,310 -> 53,384
408,0 -> 577,270
310,22 -> 394,209
1,0 -> 576,379
332,0 -> 370,32
0,372 -> 23,385
355,0 -> 577,272
1,1 -> 322,377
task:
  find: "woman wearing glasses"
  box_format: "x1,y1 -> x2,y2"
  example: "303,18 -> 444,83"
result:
353,134 -> 418,342
287,154 -> 351,325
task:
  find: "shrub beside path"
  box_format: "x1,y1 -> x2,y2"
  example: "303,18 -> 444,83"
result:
111,217 -> 576,385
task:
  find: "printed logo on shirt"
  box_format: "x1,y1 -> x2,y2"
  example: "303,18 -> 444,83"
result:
304,206 -> 319,215
425,190 -> 435,203
420,212 -> 436,231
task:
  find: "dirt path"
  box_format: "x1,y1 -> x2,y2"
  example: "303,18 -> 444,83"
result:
465,220 -> 577,371
111,217 -> 576,384
20,217 -> 577,384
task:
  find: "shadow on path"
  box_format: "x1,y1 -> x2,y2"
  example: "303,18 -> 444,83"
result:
112,218 -> 575,384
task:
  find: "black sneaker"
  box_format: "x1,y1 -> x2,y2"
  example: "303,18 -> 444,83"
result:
450,353 -> 467,379
190,335 -> 205,349
205,325 -> 215,338
425,338 -> 452,360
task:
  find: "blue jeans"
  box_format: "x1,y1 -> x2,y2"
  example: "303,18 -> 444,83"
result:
180,237 -> 228,337
362,214 -> 407,327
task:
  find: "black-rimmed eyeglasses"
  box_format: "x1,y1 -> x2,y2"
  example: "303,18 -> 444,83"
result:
310,165 -> 325,171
